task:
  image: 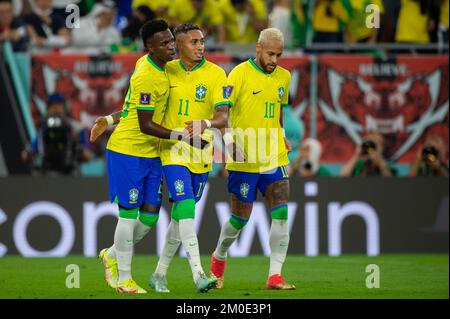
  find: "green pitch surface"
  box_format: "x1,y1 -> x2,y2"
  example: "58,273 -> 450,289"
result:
0,254 -> 447,299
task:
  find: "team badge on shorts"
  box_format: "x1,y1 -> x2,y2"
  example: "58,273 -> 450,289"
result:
129,188 -> 139,204
140,93 -> 151,105
174,180 -> 185,195
223,85 -> 233,99
240,183 -> 250,198
278,87 -> 285,99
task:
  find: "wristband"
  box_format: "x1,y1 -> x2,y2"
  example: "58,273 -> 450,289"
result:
204,119 -> 212,128
282,128 -> 286,138
223,132 -> 234,146
105,115 -> 114,126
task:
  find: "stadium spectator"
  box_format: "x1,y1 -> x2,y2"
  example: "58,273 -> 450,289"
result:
340,132 -> 396,177
408,136 -> 449,177
119,4 -> 155,52
72,0 -> 121,50
395,0 -> 438,44
344,0 -> 384,44
217,0 -> 267,44
312,0 -> 348,43
378,0 -> 401,43
21,93 -> 93,175
0,0 -> 29,51
439,0 -> 449,43
132,0 -> 170,20
168,0 -> 225,43
24,0 -> 70,48
289,138 -> 332,177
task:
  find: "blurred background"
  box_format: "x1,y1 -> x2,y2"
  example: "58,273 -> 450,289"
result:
0,0 -> 448,258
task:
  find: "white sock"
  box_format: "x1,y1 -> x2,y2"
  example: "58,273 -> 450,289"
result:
106,219 -> 151,260
213,220 -> 241,260
179,218 -> 204,282
269,219 -> 290,277
155,219 -> 181,276
114,217 -> 135,282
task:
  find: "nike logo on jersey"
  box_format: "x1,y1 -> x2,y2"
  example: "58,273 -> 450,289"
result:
252,90 -> 262,95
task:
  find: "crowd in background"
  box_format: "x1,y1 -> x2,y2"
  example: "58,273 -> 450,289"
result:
1,0 -> 449,53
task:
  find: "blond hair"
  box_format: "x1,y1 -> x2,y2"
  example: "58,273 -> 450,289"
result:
257,28 -> 284,45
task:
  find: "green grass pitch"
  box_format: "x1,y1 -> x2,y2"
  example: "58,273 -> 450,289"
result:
0,254 -> 447,299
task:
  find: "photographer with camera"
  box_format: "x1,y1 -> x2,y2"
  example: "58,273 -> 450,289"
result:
21,93 -> 93,175
289,138 -> 332,177
340,132 -> 395,177
408,136 -> 449,177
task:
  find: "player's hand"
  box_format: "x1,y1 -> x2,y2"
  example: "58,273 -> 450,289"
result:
90,117 -> 108,142
184,120 -> 207,138
284,138 -> 292,153
176,130 -> 209,150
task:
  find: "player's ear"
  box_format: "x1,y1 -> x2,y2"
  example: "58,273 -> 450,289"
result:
256,42 -> 261,54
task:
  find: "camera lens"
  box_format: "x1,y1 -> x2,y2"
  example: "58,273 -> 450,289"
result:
301,159 -> 312,170
422,146 -> 438,162
362,140 -> 377,155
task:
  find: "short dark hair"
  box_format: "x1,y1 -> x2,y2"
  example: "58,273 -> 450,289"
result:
173,23 -> 201,37
140,19 -> 169,49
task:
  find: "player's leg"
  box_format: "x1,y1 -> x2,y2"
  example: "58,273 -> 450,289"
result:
151,203 -> 180,293
261,166 -> 295,290
210,171 -> 257,288
102,150 -> 147,293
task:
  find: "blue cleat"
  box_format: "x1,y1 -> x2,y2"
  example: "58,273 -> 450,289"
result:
149,273 -> 170,293
195,273 -> 218,293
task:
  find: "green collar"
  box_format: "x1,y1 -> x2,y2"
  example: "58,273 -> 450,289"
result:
248,58 -> 268,75
146,55 -> 164,72
179,57 -> 206,72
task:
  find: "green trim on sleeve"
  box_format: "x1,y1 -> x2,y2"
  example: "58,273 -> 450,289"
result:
281,104 -> 289,108
214,101 -> 232,108
136,106 -> 155,111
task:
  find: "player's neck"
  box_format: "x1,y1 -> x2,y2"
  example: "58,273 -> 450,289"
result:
254,58 -> 269,74
180,57 -> 203,71
148,54 -> 166,70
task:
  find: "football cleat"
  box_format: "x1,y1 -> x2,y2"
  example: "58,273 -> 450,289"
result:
195,273 -> 218,293
98,248 -> 118,289
210,254 -> 226,289
265,274 -> 296,290
149,273 -> 170,293
116,278 -> 147,294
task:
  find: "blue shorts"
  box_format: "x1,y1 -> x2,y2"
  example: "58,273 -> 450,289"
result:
106,150 -> 163,209
164,165 -> 209,203
227,166 -> 289,203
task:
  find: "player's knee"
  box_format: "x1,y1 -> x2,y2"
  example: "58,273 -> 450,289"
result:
139,211 -> 159,227
229,214 -> 249,230
176,199 -> 195,220
118,206 -> 139,219
271,204 -> 288,220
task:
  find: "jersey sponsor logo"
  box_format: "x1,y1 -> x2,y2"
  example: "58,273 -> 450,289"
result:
140,93 -> 151,105
240,183 -> 250,198
129,188 -> 139,204
195,84 -> 207,100
252,90 -> 263,95
174,179 -> 185,195
278,87 -> 285,99
223,85 -> 233,99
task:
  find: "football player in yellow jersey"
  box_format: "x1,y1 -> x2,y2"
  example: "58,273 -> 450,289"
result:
209,28 -> 296,290
90,20 -> 206,295
149,23 -> 230,293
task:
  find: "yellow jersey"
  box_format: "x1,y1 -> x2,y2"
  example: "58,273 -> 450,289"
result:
396,0 -> 429,43
168,0 -> 223,28
312,0 -> 349,33
225,59 -> 291,173
346,0 -> 384,42
131,0 -> 170,20
107,55 -> 169,158
218,0 -> 267,44
159,58 -> 229,174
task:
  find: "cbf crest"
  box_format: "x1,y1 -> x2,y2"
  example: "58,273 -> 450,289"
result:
129,188 -> 139,204
195,84 -> 207,100
278,87 -> 285,99
240,183 -> 250,198
174,179 -> 185,195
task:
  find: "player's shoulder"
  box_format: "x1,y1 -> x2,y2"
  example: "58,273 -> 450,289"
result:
229,60 -> 251,76
275,65 -> 291,79
166,59 -> 179,71
203,59 -> 226,76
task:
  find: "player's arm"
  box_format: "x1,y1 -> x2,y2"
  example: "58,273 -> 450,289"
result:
280,107 -> 292,152
89,111 -> 122,142
184,103 -> 229,138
